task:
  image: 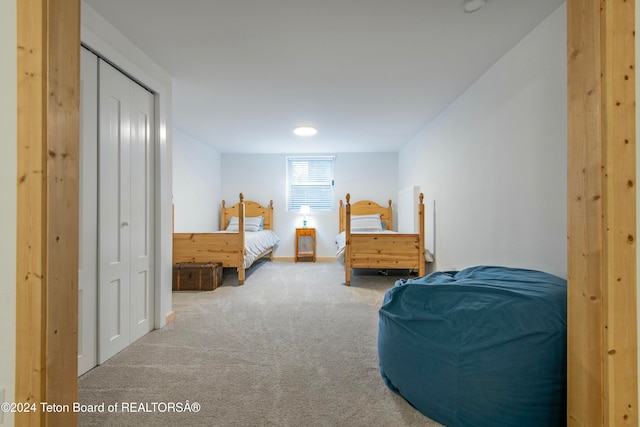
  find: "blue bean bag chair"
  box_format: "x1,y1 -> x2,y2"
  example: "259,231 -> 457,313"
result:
378,266 -> 566,427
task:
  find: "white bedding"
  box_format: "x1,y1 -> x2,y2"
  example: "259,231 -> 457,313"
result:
243,230 -> 280,268
216,229 -> 280,268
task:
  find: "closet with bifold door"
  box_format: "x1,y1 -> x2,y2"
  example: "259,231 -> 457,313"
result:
79,46 -> 155,376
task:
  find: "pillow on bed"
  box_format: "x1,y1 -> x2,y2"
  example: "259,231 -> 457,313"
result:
246,217 -> 263,232
351,214 -> 383,232
227,216 -> 263,232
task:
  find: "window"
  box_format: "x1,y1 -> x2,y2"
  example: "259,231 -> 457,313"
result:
286,156 -> 335,211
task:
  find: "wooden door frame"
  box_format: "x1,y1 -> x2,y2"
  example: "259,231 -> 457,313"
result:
16,0 -> 80,425
14,1 -> 638,426
567,0 -> 638,425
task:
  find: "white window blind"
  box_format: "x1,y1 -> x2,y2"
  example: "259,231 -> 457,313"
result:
287,156 -> 335,211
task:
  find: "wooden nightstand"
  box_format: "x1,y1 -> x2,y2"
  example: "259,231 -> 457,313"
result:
295,228 -> 316,262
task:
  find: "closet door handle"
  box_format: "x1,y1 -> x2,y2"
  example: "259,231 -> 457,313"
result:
122,221 -> 130,227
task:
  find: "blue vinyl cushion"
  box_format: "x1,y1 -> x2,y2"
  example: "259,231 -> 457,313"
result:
378,266 -> 567,427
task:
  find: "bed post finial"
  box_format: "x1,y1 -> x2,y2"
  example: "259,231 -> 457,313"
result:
221,200 -> 226,208
239,193 -> 244,202
346,193 -> 351,204
269,200 -> 273,208
419,193 -> 424,204
388,199 -> 392,208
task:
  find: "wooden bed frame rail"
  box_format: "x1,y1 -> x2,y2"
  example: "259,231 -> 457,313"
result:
173,193 -> 275,285
342,193 -> 426,285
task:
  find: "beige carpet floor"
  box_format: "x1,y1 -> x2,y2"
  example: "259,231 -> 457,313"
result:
78,260 -> 442,426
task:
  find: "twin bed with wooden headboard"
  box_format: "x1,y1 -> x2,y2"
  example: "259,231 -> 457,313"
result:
173,193 -> 279,285
336,193 -> 426,285
174,192 -> 425,286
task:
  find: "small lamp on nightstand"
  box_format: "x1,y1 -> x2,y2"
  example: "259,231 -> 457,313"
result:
299,205 -> 311,228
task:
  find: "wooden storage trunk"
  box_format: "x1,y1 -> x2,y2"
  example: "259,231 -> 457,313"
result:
172,262 -> 223,291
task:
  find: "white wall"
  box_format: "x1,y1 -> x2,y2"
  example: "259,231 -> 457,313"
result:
220,152 -> 398,258
81,2 -> 174,327
173,129 -> 222,232
398,4 -> 567,278
0,1 -> 16,424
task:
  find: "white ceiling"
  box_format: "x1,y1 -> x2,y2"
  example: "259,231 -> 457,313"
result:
83,0 -> 565,154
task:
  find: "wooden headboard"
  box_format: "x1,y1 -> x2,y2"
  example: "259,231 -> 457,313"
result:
339,193 -> 393,232
220,193 -> 274,231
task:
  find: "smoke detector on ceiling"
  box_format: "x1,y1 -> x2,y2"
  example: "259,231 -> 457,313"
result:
464,0 -> 486,13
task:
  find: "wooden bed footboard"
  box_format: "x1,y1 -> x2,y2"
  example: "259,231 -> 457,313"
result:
173,232 -> 246,283
173,232 -> 244,266
172,193 -> 275,285
343,193 -> 426,285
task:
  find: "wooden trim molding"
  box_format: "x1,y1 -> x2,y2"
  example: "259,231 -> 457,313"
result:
16,2 -> 46,424
165,310 -> 176,324
601,0 -> 638,423
16,0 -> 80,425
567,0 -> 637,424
272,256 -> 336,262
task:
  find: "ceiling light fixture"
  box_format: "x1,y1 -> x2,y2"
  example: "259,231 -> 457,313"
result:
293,126 -> 318,137
463,0 -> 486,13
